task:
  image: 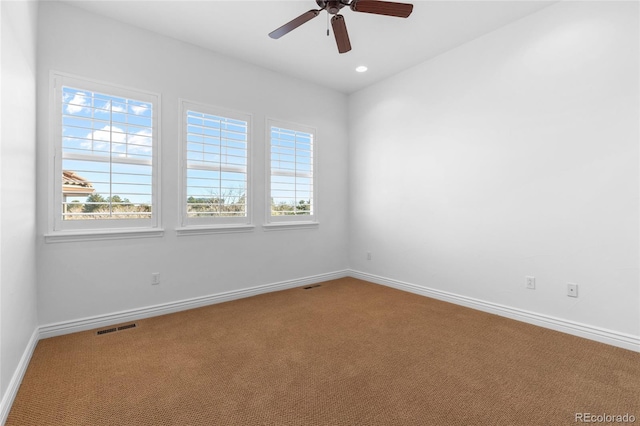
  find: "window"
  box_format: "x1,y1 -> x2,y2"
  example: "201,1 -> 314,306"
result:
266,119 -> 317,228
49,73 -> 160,239
179,100 -> 252,233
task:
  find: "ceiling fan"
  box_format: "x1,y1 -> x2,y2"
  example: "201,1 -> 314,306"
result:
269,0 -> 414,54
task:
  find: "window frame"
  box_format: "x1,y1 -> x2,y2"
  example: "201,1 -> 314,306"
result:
177,99 -> 254,235
46,72 -> 162,242
264,118 -> 318,230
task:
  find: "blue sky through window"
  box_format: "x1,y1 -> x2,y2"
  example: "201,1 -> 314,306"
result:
185,110 -> 248,218
61,87 -> 154,216
270,126 -> 313,214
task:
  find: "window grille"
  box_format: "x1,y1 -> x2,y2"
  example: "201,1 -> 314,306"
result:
180,101 -> 251,229
51,73 -> 160,235
61,86 -> 154,221
268,121 -> 316,222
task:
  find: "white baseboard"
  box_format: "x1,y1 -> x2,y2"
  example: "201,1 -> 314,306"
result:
39,270 -> 350,339
349,270 -> 640,353
0,328 -> 39,425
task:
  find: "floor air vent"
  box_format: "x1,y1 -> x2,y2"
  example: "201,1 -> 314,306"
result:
96,323 -> 137,336
117,323 -> 137,331
303,284 -> 321,290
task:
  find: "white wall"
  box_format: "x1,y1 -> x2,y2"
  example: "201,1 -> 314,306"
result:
1,0 -> 39,400
36,2 -> 349,325
349,1 -> 639,337
33,1 -> 640,341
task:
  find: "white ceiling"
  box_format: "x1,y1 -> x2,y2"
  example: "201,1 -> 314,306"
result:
61,0 -> 558,94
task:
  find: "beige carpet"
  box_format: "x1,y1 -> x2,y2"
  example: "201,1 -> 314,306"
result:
7,278 -> 640,425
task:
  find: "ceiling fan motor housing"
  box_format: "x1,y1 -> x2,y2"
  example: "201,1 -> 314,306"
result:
316,0 -> 347,15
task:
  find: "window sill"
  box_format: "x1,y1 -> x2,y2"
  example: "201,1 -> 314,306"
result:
44,228 -> 165,243
175,224 -> 255,236
262,222 -> 319,231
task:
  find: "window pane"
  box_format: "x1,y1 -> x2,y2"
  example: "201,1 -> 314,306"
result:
185,109 -> 248,219
270,126 -> 314,217
61,86 -> 153,220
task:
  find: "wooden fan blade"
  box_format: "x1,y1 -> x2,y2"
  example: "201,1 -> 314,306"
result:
331,15 -> 351,54
350,0 -> 413,18
269,10 -> 321,39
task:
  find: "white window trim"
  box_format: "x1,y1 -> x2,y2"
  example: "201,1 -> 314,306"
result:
44,228 -> 164,244
264,118 -> 318,230
262,222 -> 319,231
47,71 -> 163,242
178,99 -> 253,235
175,224 -> 255,236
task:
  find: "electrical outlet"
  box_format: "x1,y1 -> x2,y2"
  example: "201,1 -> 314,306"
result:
567,283 -> 578,298
525,276 -> 535,290
152,272 -> 160,285
367,252 -> 372,261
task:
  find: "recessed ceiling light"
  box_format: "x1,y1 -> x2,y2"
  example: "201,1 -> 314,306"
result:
355,66 -> 368,73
